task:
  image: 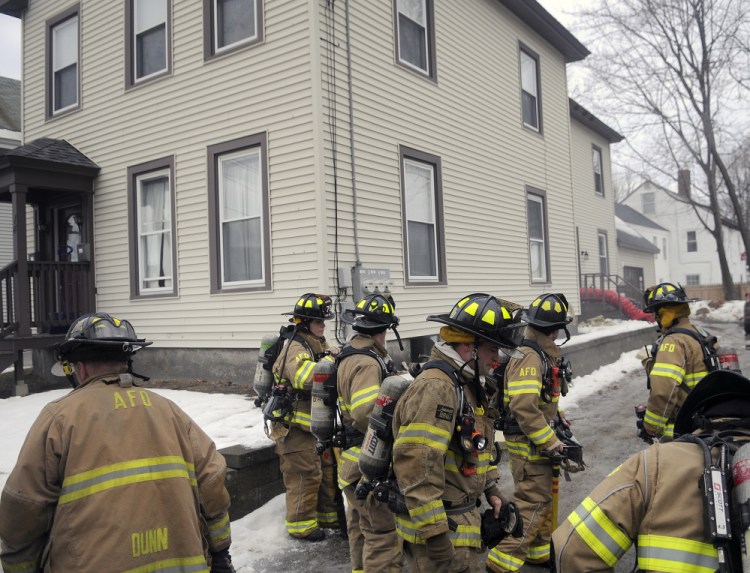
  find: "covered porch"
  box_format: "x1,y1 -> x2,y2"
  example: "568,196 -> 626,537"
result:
0,138 -> 99,394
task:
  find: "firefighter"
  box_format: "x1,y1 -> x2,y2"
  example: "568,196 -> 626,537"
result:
0,313 -> 235,573
270,293 -> 340,541
553,369 -> 750,572
486,293 -> 572,573
337,293 -> 404,572
391,293 -> 524,572
641,282 -> 707,441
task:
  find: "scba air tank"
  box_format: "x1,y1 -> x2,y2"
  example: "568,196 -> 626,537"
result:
253,334 -> 278,407
717,346 -> 742,375
358,374 -> 411,482
311,358 -> 337,448
731,442 -> 750,572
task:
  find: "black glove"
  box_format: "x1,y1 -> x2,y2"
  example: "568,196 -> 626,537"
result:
426,531 -> 454,562
210,548 -> 236,573
481,502 -> 523,548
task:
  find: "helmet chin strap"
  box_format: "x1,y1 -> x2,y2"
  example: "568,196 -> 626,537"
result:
390,325 -> 404,351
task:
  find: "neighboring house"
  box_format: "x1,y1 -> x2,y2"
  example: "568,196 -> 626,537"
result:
622,177 -> 747,289
0,76 -> 22,270
614,203 -> 660,300
569,99 -> 624,293
0,0 -> 598,381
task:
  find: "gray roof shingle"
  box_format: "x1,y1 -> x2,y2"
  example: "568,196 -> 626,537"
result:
615,203 -> 667,231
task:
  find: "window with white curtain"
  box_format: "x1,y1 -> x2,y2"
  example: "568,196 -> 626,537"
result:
219,148 -> 264,285
400,146 -> 445,284
527,192 -> 548,282
395,0 -> 435,78
49,9 -> 79,115
208,134 -> 270,292
520,48 -> 540,131
598,231 -> 609,274
133,0 -> 168,81
211,0 -> 260,54
137,170 -> 173,293
128,157 -> 177,298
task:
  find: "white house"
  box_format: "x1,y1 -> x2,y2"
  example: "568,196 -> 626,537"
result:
622,178 -> 747,291
613,203 -> 660,298
1,0 -> 607,381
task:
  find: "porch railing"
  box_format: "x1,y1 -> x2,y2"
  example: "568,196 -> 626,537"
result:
580,273 -> 644,312
0,260 -> 93,338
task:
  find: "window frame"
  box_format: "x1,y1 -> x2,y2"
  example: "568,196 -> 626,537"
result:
207,133 -> 271,293
393,0 -> 437,81
127,156 -> 178,299
593,144 -> 604,196
598,230 -> 609,275
203,0 -> 264,60
519,44 -> 542,133
46,5 -> 81,120
526,187 -> 551,284
642,192 -> 655,214
125,0 -> 172,89
687,230 -> 698,252
399,145 -> 446,285
685,274 -> 700,286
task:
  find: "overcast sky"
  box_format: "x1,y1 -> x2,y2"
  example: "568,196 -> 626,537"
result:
0,2 -> 588,82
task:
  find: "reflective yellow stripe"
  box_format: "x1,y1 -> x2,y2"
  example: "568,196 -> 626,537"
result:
60,456 -> 196,504
637,534 -> 718,573
291,410 -> 311,428
395,515 -> 425,544
451,524 -> 482,548
317,510 -> 338,524
528,424 -> 555,445
505,440 -> 548,461
644,409 -> 667,430
651,362 -> 685,383
529,542 -> 551,561
445,450 -> 494,475
487,547 -> 525,571
294,359 -> 315,389
350,385 -> 380,412
208,513 -> 231,543
122,555 -> 208,573
684,372 -> 707,388
567,497 -> 631,566
394,422 -> 451,452
0,559 -> 38,573
409,499 -> 447,528
286,519 -> 317,535
507,379 -> 542,396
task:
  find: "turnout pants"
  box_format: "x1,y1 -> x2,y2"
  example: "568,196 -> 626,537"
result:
342,484 -> 403,573
486,457 -> 554,572
275,427 -> 339,537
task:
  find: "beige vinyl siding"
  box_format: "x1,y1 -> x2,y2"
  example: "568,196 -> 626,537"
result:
319,0 -> 580,337
570,119 -> 618,279
22,0 -> 322,347
0,205 -> 12,269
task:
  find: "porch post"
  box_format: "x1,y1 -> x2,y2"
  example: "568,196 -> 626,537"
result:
11,183 -> 30,396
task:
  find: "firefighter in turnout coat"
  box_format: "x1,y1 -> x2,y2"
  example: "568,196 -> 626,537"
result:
392,293 -> 525,572
0,313 -> 235,573
270,293 -> 340,541
337,294 -> 404,572
554,369 -> 750,572
641,282 -> 709,441
486,293 -> 572,573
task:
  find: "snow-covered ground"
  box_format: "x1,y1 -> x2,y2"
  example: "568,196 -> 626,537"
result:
0,300 -> 743,571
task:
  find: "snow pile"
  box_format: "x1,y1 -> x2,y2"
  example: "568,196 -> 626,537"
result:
692,299 -> 744,323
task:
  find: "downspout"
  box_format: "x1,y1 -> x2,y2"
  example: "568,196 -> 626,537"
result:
345,0 -> 361,266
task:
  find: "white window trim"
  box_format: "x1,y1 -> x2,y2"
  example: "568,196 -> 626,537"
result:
687,230 -> 698,252
136,168 -> 173,295
520,48 -> 539,131
51,15 -> 79,115
404,157 -> 439,282
218,147 -> 266,288
528,193 -> 548,283
593,146 -> 603,195
598,231 -> 609,273
396,0 -> 430,76
213,0 -> 259,54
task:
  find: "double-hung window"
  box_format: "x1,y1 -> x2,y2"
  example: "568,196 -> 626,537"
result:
642,192 -> 655,213
128,0 -> 170,85
128,157 -> 177,298
47,7 -> 80,117
394,0 -> 436,79
687,231 -> 697,252
205,0 -> 263,59
598,231 -> 609,274
593,145 -> 604,195
400,146 -> 445,284
527,189 -> 549,282
520,47 -> 541,131
208,134 -> 271,292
